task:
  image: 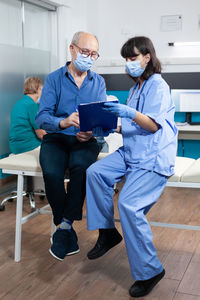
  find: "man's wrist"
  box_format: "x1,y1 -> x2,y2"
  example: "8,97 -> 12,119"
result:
59,119 -> 65,129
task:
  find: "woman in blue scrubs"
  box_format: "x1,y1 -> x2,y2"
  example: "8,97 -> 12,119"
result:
86,36 -> 178,298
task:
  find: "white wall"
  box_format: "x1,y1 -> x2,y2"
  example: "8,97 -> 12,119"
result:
54,0 -> 88,68
52,0 -> 200,73
84,0 -> 200,73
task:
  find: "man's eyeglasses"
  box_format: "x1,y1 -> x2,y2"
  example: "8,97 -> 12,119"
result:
73,44 -> 100,61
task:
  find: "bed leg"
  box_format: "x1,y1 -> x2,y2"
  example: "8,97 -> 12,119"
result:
15,174 -> 24,262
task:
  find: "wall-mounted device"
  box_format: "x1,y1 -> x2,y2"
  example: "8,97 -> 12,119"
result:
171,89 -> 200,125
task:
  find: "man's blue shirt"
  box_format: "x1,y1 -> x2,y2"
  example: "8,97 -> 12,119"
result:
36,63 -> 107,135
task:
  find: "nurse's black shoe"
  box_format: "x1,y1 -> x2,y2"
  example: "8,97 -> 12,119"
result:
129,269 -> 165,298
87,228 -> 122,260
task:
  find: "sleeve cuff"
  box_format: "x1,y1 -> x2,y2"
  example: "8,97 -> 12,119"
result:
54,117 -> 65,130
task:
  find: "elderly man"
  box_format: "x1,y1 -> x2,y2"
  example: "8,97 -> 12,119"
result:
36,31 -> 107,261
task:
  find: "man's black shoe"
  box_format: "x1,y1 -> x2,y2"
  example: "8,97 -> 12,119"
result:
129,269 -> 165,298
87,228 -> 122,260
49,227 -> 80,261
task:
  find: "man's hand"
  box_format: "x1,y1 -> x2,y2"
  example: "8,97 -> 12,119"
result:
92,127 -> 115,137
59,112 -> 79,129
76,131 -> 93,142
116,125 -> 121,133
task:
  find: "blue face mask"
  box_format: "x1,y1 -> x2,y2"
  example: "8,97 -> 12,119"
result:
74,53 -> 94,72
126,60 -> 145,77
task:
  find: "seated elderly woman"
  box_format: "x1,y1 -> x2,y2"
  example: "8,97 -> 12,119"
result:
9,76 -> 46,154
8,76 -> 47,199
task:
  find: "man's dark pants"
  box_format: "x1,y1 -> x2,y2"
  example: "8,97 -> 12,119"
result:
40,133 -> 100,225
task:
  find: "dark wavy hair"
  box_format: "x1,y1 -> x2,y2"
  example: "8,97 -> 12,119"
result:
121,36 -> 161,81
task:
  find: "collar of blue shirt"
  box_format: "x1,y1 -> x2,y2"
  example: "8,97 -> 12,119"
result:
63,62 -> 94,80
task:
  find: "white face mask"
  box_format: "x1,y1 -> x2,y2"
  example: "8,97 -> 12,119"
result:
125,60 -> 145,77
74,53 -> 94,72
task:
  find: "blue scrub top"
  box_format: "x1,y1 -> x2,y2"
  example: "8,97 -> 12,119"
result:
121,74 -> 178,176
9,95 -> 41,154
36,63 -> 107,135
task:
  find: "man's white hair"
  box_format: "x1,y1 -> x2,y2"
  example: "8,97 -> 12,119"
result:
71,31 -> 98,45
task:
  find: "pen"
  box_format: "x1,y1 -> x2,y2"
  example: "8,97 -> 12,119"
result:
74,105 -> 78,112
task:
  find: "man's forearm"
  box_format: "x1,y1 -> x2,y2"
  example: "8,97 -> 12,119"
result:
36,112 -> 63,132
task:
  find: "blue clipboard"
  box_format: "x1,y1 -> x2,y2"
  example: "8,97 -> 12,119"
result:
78,100 -> 118,132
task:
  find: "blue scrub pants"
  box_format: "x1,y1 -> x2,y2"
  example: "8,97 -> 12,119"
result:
86,149 -> 167,281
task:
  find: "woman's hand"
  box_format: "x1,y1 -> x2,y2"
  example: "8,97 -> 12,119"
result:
35,129 -> 47,140
104,102 -> 136,119
104,103 -> 159,133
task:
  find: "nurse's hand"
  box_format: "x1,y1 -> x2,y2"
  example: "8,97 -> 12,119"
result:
92,127 -> 115,137
104,102 -> 136,119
